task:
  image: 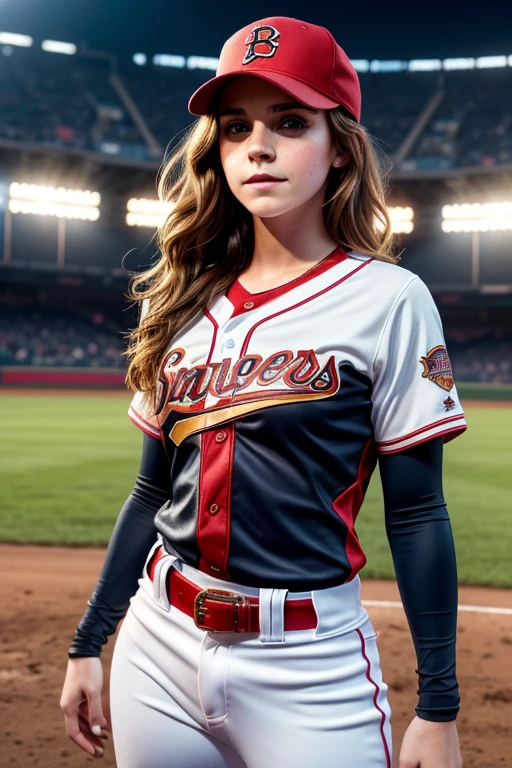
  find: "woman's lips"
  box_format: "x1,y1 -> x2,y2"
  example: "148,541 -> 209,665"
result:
245,180 -> 286,189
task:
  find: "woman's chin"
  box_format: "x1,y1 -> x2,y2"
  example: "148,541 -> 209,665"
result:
242,199 -> 298,219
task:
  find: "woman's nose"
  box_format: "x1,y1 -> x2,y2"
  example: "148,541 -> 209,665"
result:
247,123 -> 275,161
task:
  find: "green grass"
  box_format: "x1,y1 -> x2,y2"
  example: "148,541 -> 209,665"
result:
0,393 -> 511,587
359,406 -> 512,586
0,393 -> 140,546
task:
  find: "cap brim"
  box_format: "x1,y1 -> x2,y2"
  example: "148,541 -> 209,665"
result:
188,70 -> 339,116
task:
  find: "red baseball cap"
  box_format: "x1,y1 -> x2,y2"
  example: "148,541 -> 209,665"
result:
188,16 -> 361,122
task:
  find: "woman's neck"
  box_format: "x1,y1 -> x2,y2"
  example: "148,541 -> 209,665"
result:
245,215 -> 340,287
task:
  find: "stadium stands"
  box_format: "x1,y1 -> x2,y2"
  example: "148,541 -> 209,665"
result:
358,70 -> 440,156
446,328 -> 512,384
1,46 -> 512,169
1,291 -> 511,383
402,68 -> 512,170
1,47 -> 511,387
0,294 -> 127,368
121,65 -> 201,151
0,49 -> 149,160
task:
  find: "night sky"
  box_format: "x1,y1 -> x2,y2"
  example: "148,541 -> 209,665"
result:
1,0 -> 511,62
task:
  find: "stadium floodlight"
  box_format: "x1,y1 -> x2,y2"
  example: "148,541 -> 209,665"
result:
187,56 -> 219,71
126,197 -> 175,228
41,40 -> 77,55
370,60 -> 406,73
387,206 -> 414,234
408,59 -> 442,71
9,183 -> 101,220
153,54 -> 186,68
441,201 -> 512,287
442,202 -> 512,232
10,183 -> 100,207
350,60 -> 370,73
126,213 -> 168,228
375,207 -> 414,234
133,53 -> 147,66
9,199 -> 99,220
476,56 -> 507,69
0,32 -> 32,47
509,55 -> 512,67
442,58 -> 475,70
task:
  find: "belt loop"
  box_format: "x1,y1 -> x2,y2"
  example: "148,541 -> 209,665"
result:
258,588 -> 288,644
143,535 -> 163,576
152,553 -> 180,612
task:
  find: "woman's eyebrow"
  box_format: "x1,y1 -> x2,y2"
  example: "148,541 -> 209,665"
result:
217,102 -> 319,118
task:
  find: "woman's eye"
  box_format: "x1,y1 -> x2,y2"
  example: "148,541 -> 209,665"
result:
223,117 -> 307,135
224,122 -> 248,135
280,118 -> 307,130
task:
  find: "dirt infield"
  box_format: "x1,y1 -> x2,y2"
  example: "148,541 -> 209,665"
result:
1,545 -> 511,767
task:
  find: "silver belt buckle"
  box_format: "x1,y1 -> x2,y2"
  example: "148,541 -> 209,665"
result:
193,588 -> 247,632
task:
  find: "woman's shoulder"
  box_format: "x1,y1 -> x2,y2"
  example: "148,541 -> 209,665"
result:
345,249 -> 436,323
348,249 -> 426,296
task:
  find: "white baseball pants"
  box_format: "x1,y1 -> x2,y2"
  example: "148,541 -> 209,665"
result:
109,535 -> 393,768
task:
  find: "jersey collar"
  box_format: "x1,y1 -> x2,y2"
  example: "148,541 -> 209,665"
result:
226,246 -> 348,317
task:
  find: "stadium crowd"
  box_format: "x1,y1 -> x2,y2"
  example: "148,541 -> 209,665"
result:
1,300 -> 511,384
403,69 -> 512,170
0,302 -> 127,369
445,327 -> 512,385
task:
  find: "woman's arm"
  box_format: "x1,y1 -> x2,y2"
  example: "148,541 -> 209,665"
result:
67,432 -> 173,657
378,436 -> 460,722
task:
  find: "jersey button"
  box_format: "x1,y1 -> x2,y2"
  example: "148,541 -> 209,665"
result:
209,503 -> 219,515
243,301 -> 254,309
225,339 -> 235,349
215,431 -> 227,443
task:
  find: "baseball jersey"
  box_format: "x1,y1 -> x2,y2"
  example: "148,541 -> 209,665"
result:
128,246 -> 467,590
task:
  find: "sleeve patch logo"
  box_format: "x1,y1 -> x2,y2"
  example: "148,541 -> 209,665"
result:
420,345 -> 454,391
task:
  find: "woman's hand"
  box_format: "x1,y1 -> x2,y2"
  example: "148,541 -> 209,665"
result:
60,657 -> 111,759
398,716 -> 463,768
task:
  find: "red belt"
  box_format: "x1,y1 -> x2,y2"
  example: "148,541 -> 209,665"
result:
147,546 -> 318,633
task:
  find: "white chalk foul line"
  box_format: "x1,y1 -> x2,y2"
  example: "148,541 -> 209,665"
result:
362,600 -> 512,617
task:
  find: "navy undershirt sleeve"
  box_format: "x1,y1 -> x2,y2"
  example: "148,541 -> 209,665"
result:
68,432 -> 173,658
378,436 -> 460,722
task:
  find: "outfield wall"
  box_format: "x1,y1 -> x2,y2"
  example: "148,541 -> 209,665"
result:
457,383 -> 512,401
1,366 -> 511,401
0,366 -> 126,388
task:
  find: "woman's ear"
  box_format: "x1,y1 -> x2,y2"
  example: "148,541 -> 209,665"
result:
333,149 -> 350,168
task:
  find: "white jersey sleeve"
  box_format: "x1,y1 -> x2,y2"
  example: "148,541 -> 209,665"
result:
127,298 -> 162,440
371,275 -> 467,454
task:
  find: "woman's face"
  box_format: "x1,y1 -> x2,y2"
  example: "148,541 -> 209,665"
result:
216,76 -> 347,220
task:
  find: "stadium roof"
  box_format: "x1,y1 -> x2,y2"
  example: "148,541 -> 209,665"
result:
1,0 -> 511,61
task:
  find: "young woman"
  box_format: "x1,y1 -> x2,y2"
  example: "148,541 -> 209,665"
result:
60,16 -> 466,768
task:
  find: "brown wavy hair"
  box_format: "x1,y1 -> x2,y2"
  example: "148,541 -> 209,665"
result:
123,107 -> 400,411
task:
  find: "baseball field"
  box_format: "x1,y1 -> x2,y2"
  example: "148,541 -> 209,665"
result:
1,389 -> 511,767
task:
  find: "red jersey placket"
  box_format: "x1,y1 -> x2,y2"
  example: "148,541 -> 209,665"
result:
197,422 -> 235,578
197,296 -> 239,579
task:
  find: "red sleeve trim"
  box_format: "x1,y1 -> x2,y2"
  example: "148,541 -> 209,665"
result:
376,413 -> 465,447
128,406 -> 163,440
377,424 -> 467,455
